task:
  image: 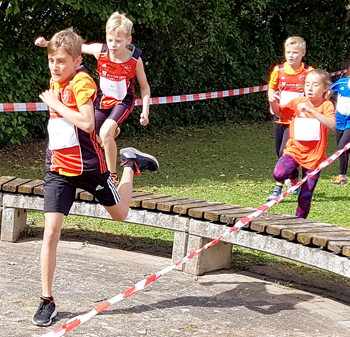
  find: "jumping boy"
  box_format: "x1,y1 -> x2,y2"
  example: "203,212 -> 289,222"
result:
35,11 -> 150,186
32,28 -> 158,326
266,36 -> 314,201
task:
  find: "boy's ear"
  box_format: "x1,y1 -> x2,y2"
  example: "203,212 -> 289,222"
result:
74,55 -> 82,68
127,35 -> 132,45
302,49 -> 306,57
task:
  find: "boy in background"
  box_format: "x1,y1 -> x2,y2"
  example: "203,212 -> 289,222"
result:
35,11 -> 150,186
32,28 -> 158,326
266,36 -> 314,201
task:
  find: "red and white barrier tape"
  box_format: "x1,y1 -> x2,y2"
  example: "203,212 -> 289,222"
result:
1,69 -> 347,112
41,141 -> 350,337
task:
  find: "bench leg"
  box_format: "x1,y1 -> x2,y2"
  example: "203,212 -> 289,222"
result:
172,231 -> 188,271
1,207 -> 27,242
184,235 -> 232,276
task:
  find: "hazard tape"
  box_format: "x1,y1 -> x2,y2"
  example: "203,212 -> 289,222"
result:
1,69 -> 347,112
41,140 -> 350,337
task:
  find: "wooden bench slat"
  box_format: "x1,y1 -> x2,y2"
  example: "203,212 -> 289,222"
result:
156,197 -> 191,212
341,246 -> 350,257
220,208 -> 257,226
250,218 -> 310,233
204,205 -> 245,222
312,232 -> 350,247
189,204 -> 238,219
173,201 -> 222,215
142,196 -> 186,210
131,191 -> 154,197
0,176 -> 17,189
33,184 -> 44,195
2,178 -> 32,192
296,228 -> 350,245
327,240 -> 350,254
17,179 -> 45,193
266,220 -> 325,236
280,223 -> 337,240
79,191 -> 95,201
131,194 -> 170,208
250,214 -> 299,224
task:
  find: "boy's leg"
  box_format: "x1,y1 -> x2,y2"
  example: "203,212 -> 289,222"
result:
296,169 -> 320,218
267,123 -> 288,201
103,148 -> 159,221
99,118 -> 119,175
32,212 -> 63,326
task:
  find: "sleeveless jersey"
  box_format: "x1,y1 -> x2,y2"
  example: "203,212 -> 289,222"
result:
95,44 -> 142,110
269,62 -> 313,124
46,66 -> 107,176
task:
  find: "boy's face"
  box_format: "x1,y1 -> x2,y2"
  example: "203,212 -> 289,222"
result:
284,45 -> 306,69
48,49 -> 82,84
106,32 -> 132,56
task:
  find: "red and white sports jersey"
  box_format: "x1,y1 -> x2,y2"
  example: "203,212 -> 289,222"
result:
95,44 -> 142,110
46,66 -> 107,176
269,62 -> 314,124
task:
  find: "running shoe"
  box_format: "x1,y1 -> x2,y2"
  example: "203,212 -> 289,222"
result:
332,176 -> 347,185
266,190 -> 281,201
32,296 -> 57,326
120,147 -> 159,176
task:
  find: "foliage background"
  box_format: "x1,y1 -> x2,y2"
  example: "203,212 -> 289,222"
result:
0,0 -> 350,145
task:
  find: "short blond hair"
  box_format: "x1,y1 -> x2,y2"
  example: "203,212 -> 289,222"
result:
48,28 -> 83,59
284,36 -> 306,51
106,11 -> 133,36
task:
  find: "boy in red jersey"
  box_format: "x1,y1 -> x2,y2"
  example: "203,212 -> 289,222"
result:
37,11 -> 150,186
32,28 -> 158,327
266,36 -> 314,201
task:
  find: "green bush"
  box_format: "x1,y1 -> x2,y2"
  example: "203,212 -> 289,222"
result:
1,0 -> 350,145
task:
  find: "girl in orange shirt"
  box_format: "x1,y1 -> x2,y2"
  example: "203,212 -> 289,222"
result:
269,69 -> 336,218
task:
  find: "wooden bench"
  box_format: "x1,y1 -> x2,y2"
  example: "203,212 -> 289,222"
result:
1,176 -> 350,278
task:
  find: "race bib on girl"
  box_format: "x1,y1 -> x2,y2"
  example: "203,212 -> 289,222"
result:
294,117 -> 320,141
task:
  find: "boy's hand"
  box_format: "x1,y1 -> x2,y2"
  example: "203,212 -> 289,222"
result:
39,89 -> 60,109
268,92 -> 280,103
140,111 -> 149,126
35,37 -> 49,47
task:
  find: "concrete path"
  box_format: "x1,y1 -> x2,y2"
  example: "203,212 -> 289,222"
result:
1,238 -> 350,337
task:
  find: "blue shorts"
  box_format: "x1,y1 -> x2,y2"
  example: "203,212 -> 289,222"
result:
43,171 -> 120,215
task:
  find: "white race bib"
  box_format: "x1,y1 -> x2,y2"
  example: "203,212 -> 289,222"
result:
336,95 -> 350,115
100,76 -> 127,101
48,118 -> 79,150
294,117 -> 320,141
280,91 -> 304,106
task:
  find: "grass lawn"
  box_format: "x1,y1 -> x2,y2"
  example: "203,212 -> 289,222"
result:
1,120 -> 350,287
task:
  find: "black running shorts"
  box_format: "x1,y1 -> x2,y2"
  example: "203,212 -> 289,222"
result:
43,171 -> 120,215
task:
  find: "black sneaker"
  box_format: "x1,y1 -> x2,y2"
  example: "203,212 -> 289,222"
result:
120,147 -> 159,176
32,296 -> 57,326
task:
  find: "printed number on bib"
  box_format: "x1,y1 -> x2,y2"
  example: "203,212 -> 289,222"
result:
336,95 -> 350,115
47,118 -> 79,150
294,117 -> 320,141
100,77 -> 127,101
280,91 -> 304,106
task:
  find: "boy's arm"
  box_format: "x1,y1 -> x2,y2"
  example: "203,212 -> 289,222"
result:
82,43 -> 103,60
35,36 -> 102,60
136,58 -> 151,126
269,92 -> 281,116
39,89 -> 95,133
268,88 -> 277,115
298,103 -> 336,130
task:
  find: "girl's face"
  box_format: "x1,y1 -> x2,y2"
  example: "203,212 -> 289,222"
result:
304,72 -> 328,105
